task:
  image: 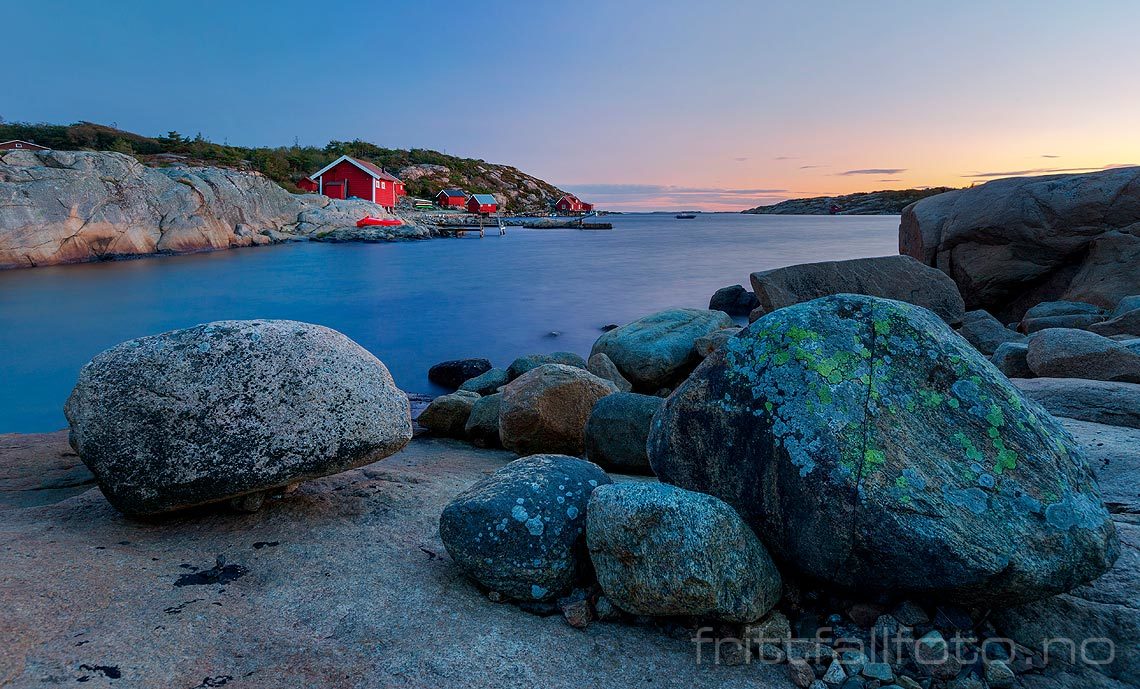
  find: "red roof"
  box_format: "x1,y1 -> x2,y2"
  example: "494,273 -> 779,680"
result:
352,157 -> 401,182
310,155 -> 402,183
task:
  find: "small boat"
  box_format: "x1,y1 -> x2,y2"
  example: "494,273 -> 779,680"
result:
356,216 -> 403,227
675,213 -> 697,219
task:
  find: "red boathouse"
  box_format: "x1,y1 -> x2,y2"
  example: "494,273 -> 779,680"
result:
0,140 -> 50,151
308,155 -> 404,209
435,188 -> 467,208
296,177 -> 318,192
466,193 -> 498,215
554,194 -> 593,214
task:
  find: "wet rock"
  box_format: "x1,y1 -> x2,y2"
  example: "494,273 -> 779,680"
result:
583,393 -> 662,474
709,284 -> 760,317
459,367 -> 509,395
957,310 -> 1025,356
1089,308 -> 1140,337
1026,328 -> 1140,382
586,352 -> 632,393
648,294 -> 1118,606
590,308 -> 734,391
438,454 -> 611,602
464,393 -> 502,448
507,352 -> 587,380
1013,378 -> 1140,428
499,364 -> 618,456
586,482 -> 781,623
749,255 -> 966,325
990,342 -> 1033,378
65,320 -> 412,516
694,327 -> 743,358
428,358 -> 493,389
418,391 -> 480,439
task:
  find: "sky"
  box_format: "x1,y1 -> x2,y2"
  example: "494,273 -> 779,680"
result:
5,1 -> 1140,211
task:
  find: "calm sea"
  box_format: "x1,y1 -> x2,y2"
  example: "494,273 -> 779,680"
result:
0,213 -> 899,432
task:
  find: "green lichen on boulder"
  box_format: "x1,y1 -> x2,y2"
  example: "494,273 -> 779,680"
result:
648,294 -> 1118,606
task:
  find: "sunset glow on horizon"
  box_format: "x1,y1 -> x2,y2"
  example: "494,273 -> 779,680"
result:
6,1 -> 1140,211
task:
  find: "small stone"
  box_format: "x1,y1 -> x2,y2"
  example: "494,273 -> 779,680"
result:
871,615 -> 901,647
717,640 -> 750,666
839,679 -> 866,689
914,630 -> 962,679
839,650 -> 867,676
891,601 -> 929,627
822,659 -> 848,686
894,677 -> 922,689
487,591 -> 504,603
593,594 -> 619,621
756,643 -> 787,664
983,659 -> 1014,689
560,598 -> 593,629
229,491 -> 266,513
748,610 -> 792,645
861,662 -> 894,682
788,659 -> 816,688
785,640 -> 835,664
946,676 -> 984,689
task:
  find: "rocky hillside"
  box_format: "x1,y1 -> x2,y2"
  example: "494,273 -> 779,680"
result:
0,121 -> 569,214
0,149 -> 427,269
743,187 -> 953,215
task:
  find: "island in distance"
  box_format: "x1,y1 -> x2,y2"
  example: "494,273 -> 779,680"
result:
743,187 -> 954,215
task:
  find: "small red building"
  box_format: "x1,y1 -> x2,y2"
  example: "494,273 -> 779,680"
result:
308,155 -> 404,209
554,194 -> 593,214
435,188 -> 466,208
296,177 -> 318,192
466,193 -> 498,215
0,140 -> 50,151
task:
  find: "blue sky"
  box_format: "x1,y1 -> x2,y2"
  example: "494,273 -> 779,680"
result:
6,1 -> 1140,210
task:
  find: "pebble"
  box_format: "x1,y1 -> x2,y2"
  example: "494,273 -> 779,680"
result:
984,659 -> 1015,689
810,682 -> 828,689
593,594 -> 619,621
559,598 -> 593,629
756,643 -> 787,664
891,601 -> 930,626
861,662 -> 894,682
839,678 -> 866,689
871,614 -> 901,647
785,640 -> 836,663
894,677 -> 923,689
839,650 -> 867,675
788,659 -> 816,688
822,659 -> 848,685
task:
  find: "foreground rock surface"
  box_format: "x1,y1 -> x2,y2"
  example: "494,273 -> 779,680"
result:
499,364 -> 618,456
0,437 -> 798,689
649,294 -> 1118,605
65,320 -> 412,516
591,308 -> 734,391
583,393 -> 662,474
749,255 -> 966,325
587,482 -> 781,622
0,150 -> 425,269
439,454 -> 610,601
1026,329 -> 1140,382
1013,378 -> 1140,429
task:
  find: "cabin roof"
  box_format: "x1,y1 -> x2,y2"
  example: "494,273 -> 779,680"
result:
310,155 -> 401,183
470,193 -> 497,204
438,188 -> 466,198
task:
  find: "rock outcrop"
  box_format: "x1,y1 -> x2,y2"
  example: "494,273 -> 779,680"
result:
0,150 -> 426,269
900,166 -> 1140,318
648,294 -> 1118,605
64,320 -> 412,516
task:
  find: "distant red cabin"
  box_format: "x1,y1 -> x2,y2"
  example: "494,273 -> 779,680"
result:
308,155 -> 403,209
296,177 -> 318,192
467,193 -> 498,215
0,140 -> 49,151
436,188 -> 467,208
554,194 -> 593,214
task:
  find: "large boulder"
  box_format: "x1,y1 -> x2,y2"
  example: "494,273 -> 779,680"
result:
1088,308 -> 1140,338
499,364 -> 618,456
586,353 -> 632,393
1112,295 -> 1140,317
458,367 -> 509,395
586,482 -> 782,623
507,352 -> 587,380
709,284 -> 759,317
648,294 -> 1118,605
695,327 -> 743,358
900,167 -> 1140,318
1026,329 -> 1140,382
418,391 -> 480,438
1013,378 -> 1140,429
590,308 -> 734,391
1019,312 -> 1107,334
464,393 -> 502,448
428,358 -> 493,390
439,454 -> 611,601
583,393 -> 663,474
991,342 -> 1034,379
748,255 -> 966,325
64,320 -> 412,516
958,310 -> 1025,356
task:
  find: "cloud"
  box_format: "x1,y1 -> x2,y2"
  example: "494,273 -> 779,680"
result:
878,179 -> 901,182
961,164 -> 1136,179
773,155 -> 797,160
733,157 -> 749,162
799,164 -> 828,169
838,168 -> 907,176
1041,154 -> 1060,158
561,183 -> 790,211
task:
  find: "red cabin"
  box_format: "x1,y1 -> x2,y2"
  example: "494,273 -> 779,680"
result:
466,193 -> 498,215
554,194 -> 593,214
308,155 -> 403,210
435,188 -> 466,208
0,139 -> 50,151
296,177 -> 318,192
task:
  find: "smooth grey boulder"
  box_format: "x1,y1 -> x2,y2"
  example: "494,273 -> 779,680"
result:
957,310 -> 1025,356
464,393 -> 502,448
64,320 -> 412,516
1019,312 -> 1108,334
695,327 -> 743,358
648,294 -> 1118,605
709,284 -> 760,317
583,393 -> 662,474
1026,329 -> 1140,382
590,308 -> 734,391
991,342 -> 1033,379
1112,295 -> 1140,318
1024,301 -> 1105,319
507,352 -> 587,380
586,482 -> 781,623
1089,308 -> 1140,338
439,454 -> 611,601
1060,418 -> 1140,514
749,255 -> 966,325
499,364 -> 618,456
428,358 -> 493,390
418,391 -> 480,438
1013,378 -> 1140,429
586,352 -> 632,393
459,367 -> 509,395
900,167 -> 1140,317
